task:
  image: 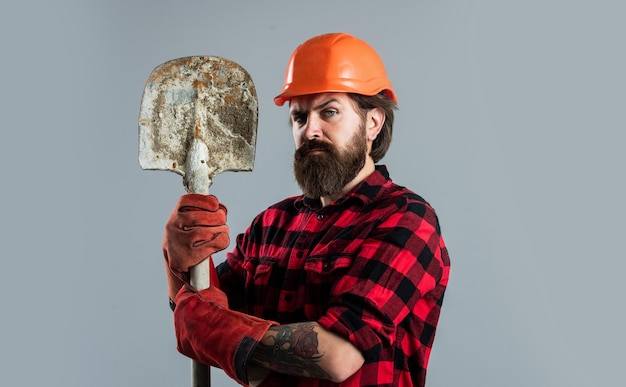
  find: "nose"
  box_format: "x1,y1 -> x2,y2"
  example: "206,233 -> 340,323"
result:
302,115 -> 323,140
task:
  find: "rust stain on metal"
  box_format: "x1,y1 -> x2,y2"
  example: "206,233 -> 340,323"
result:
138,56 -> 258,184
192,79 -> 207,91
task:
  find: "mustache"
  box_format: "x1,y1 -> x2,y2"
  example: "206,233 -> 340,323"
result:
295,140 -> 334,159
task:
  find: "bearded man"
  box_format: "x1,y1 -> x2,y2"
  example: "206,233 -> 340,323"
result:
162,33 -> 451,387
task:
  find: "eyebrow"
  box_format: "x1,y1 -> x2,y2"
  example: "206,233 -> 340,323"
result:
312,98 -> 340,111
290,97 -> 340,117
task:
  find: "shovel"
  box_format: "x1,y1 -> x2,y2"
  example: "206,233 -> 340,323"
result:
138,56 -> 258,387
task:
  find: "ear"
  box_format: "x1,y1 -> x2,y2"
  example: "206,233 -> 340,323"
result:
365,108 -> 385,142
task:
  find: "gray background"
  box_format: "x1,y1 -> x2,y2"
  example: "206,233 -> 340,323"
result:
1,1 -> 624,386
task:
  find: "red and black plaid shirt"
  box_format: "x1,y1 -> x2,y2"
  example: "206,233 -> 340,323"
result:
218,165 -> 450,387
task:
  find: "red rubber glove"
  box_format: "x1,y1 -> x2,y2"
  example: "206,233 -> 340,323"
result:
162,194 -> 229,307
174,284 -> 278,385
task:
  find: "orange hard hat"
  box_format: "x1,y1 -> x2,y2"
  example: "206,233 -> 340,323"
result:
274,33 -> 398,106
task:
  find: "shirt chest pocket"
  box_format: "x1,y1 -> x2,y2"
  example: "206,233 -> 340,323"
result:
304,253 -> 354,277
241,257 -> 277,287
302,253 -> 355,307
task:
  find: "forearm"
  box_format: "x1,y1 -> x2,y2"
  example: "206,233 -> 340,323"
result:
249,321 -> 364,383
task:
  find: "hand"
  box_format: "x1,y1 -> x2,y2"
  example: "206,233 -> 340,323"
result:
174,285 -> 277,385
178,278 -> 229,309
162,194 -> 229,304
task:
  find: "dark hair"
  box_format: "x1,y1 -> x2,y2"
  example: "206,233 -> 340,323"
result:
349,92 -> 398,163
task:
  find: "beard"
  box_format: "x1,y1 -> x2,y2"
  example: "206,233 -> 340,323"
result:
293,125 -> 368,199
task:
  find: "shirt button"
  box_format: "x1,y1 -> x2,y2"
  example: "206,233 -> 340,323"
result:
317,214 -> 324,220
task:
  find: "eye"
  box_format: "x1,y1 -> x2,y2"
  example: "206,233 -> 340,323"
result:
291,113 -> 307,126
322,109 -> 337,118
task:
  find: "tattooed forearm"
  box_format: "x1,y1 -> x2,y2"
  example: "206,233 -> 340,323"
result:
250,322 -> 332,380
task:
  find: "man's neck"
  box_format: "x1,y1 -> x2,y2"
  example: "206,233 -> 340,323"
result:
319,159 -> 376,207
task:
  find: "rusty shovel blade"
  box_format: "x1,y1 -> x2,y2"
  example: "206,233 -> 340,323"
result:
138,56 -> 258,192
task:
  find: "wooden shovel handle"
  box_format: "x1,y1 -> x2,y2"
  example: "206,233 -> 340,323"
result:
190,260 -> 211,291
191,360 -> 211,387
187,138 -> 212,387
